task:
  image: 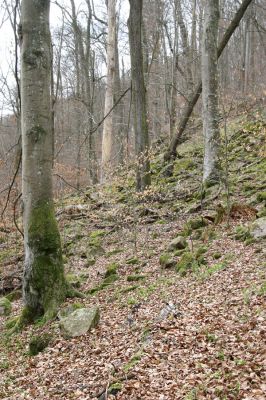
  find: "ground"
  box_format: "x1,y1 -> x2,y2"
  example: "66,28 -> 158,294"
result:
0,108 -> 265,399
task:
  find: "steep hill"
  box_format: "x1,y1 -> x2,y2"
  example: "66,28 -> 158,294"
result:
0,107 -> 265,400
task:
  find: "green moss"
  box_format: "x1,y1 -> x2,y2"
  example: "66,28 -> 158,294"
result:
123,351 -> 143,372
174,249 -> 186,257
23,200 -> 67,320
257,192 -> 266,203
213,252 -> 222,260
120,285 -> 139,293
0,248 -> 17,264
159,253 -> 175,268
87,274 -> 119,295
0,297 -> 12,316
108,382 -> 122,395
28,333 -> 52,356
199,261 -> 228,280
5,290 -> 22,302
176,252 -> 197,276
195,246 -> 208,258
105,263 -> 119,278
188,217 -> 209,230
89,230 -> 106,239
126,257 -> 139,265
5,316 -> 19,330
126,274 -> 146,282
234,225 -> 252,242
66,274 -> 83,288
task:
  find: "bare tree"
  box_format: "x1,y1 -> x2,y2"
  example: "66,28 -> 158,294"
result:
202,0 -> 220,185
128,0 -> 151,190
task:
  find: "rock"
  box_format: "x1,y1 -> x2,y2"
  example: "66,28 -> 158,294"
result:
168,236 -> 187,252
58,303 -> 84,320
0,297 -> 12,316
60,306 -> 100,338
250,217 -> 266,239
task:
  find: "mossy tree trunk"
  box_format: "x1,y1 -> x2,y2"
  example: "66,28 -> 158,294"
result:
202,0 -> 220,185
21,0 -> 67,321
128,0 -> 151,191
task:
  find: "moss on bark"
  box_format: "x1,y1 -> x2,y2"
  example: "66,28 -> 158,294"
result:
23,201 -> 67,320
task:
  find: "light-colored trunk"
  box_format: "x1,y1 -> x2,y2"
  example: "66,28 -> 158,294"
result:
176,0 -> 194,96
128,0 -> 151,191
101,0 -> 117,178
21,0 -> 66,320
202,0 -> 220,185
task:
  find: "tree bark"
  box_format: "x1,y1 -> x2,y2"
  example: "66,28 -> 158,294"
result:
21,0 -> 66,321
202,0 -> 220,185
128,0 -> 151,191
164,0 -> 254,162
101,0 -> 117,179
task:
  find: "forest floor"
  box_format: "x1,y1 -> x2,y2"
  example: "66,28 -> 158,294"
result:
0,107 -> 265,400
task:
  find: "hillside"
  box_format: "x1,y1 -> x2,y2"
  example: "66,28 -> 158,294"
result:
0,108 -> 265,400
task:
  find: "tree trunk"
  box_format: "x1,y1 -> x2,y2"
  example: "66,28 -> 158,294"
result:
128,0 -> 151,191
202,0 -> 220,185
164,0 -> 254,162
101,0 -> 117,179
21,0 -> 66,321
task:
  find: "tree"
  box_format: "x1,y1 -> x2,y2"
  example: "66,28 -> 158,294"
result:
101,0 -> 121,179
20,0 -> 67,323
164,0 -> 255,162
128,0 -> 151,191
201,0 -> 220,185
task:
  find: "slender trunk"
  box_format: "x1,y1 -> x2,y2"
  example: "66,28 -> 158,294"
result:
101,0 -> 117,179
128,0 -> 151,191
202,0 -> 220,185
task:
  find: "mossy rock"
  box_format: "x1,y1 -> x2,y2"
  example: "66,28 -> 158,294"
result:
126,274 -> 146,282
87,236 -> 105,257
58,303 -> 85,319
176,251 -> 205,276
159,253 -> 176,268
29,333 -> 53,356
168,236 -> 187,252
0,297 -> 12,316
188,217 -> 209,230
105,263 -> 119,278
86,256 -> 96,267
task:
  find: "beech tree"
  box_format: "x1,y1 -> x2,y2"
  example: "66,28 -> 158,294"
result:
20,0 -> 67,323
128,0 -> 151,191
201,0 -> 220,185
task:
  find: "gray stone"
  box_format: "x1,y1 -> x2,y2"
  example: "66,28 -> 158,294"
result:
60,306 -> 100,338
168,236 -> 187,252
250,217 -> 266,239
0,297 -> 12,316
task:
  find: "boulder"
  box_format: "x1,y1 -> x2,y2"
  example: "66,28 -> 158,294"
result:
250,217 -> 266,239
168,236 -> 187,252
0,297 -> 12,316
60,306 -> 100,338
